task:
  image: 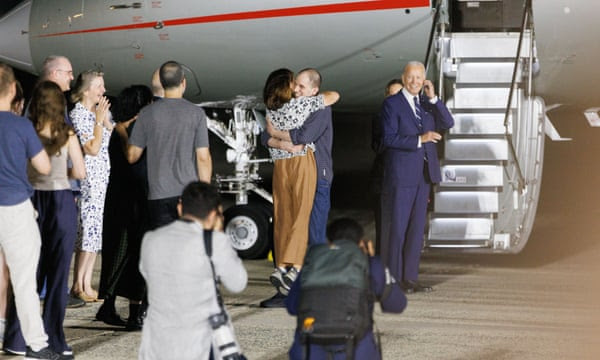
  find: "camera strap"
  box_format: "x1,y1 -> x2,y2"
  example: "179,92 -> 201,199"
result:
203,230 -> 227,316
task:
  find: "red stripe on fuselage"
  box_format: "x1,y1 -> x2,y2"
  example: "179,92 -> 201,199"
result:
37,0 -> 430,38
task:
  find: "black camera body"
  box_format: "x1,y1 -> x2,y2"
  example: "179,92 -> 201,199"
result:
209,311 -> 245,360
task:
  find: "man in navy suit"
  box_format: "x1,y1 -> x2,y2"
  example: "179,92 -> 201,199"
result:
379,61 -> 454,293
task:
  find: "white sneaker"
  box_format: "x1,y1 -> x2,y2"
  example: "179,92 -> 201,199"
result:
283,267 -> 299,288
269,268 -> 289,295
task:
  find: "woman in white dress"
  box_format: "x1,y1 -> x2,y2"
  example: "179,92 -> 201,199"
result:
69,70 -> 113,302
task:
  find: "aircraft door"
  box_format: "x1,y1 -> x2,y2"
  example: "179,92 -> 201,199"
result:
451,0 -> 525,32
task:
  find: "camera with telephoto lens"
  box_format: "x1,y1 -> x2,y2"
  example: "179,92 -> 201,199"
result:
209,310 -> 245,360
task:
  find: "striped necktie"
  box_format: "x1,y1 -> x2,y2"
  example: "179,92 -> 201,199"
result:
414,96 -> 423,129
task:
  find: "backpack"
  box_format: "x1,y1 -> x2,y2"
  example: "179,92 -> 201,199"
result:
297,240 -> 371,358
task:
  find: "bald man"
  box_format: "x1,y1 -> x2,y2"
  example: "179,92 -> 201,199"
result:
151,68 -> 164,99
379,61 -> 454,293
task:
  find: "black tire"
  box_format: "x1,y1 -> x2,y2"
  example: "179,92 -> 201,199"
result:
224,204 -> 271,259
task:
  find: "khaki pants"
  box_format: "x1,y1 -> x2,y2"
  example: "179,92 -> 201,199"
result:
272,150 -> 317,267
0,200 -> 48,350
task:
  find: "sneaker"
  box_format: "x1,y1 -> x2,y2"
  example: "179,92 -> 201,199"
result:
25,346 -> 60,360
283,267 -> 299,288
269,268 -> 289,295
259,292 -> 287,308
4,347 -> 26,355
59,351 -> 74,360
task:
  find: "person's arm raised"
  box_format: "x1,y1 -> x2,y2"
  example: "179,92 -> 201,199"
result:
322,91 -> 340,107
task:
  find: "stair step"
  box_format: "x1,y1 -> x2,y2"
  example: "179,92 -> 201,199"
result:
456,62 -> 522,84
428,217 -> 493,241
441,164 -> 503,187
434,191 -> 499,213
450,32 -> 532,59
451,88 -> 518,109
445,138 -> 508,161
449,112 -> 511,135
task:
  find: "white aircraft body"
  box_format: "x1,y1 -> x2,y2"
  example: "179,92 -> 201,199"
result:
1,0 -> 597,255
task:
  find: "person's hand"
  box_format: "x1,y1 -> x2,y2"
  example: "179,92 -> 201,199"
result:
420,131 -> 442,144
95,96 -> 111,126
122,115 -> 137,129
423,79 -> 435,99
359,239 -> 375,257
280,140 -> 304,153
213,205 -> 224,231
266,116 -> 275,136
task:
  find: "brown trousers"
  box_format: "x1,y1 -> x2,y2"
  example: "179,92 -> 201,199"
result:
272,150 -> 317,267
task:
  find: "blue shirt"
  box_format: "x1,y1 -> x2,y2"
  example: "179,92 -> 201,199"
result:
0,111 -> 44,205
289,107 -> 333,183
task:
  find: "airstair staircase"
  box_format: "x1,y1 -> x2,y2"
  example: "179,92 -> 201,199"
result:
425,27 -> 545,253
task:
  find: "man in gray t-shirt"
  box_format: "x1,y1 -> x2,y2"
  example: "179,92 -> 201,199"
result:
127,61 -> 212,229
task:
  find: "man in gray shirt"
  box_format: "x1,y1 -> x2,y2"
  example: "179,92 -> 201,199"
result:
127,61 -> 212,230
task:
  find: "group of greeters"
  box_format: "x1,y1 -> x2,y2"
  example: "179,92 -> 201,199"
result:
0,58 -> 213,360
0,55 -> 453,359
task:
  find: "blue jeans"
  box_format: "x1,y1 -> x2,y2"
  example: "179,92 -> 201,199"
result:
308,179 -> 331,246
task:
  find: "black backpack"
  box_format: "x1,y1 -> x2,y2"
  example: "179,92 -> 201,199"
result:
297,240 -> 371,359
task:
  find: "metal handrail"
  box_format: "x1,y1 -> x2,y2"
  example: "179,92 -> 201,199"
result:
503,0 -> 534,193
423,0 -> 443,74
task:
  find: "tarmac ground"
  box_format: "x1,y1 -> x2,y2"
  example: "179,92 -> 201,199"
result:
2,107 -> 600,359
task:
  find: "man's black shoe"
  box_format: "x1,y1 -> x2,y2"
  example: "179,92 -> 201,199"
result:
402,280 -> 433,294
259,292 -> 287,308
66,295 -> 85,309
95,303 -> 127,326
126,312 -> 144,331
24,346 -> 60,360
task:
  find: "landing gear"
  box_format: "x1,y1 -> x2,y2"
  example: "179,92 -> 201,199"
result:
224,203 -> 273,259
202,96 -> 274,259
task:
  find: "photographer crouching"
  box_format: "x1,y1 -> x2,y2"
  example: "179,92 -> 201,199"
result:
139,181 -> 248,360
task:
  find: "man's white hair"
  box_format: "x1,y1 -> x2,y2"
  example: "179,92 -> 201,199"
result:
41,55 -> 69,79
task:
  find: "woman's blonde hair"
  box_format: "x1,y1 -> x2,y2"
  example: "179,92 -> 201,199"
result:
70,70 -> 103,103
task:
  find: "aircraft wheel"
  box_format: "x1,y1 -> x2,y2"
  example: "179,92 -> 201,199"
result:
224,204 -> 271,259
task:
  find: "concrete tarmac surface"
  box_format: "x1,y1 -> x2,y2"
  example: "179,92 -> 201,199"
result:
3,108 -> 600,359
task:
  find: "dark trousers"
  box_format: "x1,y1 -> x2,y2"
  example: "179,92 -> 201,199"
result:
4,190 -> 77,353
380,178 -> 430,282
147,196 -> 180,231
308,179 -> 331,247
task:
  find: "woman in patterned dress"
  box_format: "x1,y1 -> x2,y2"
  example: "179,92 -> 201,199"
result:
69,70 -> 113,302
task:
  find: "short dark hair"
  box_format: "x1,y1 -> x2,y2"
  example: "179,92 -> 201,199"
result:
0,62 -> 16,98
385,78 -> 403,96
181,181 -> 221,220
263,68 -> 294,110
159,61 -> 184,90
115,85 -> 153,123
326,218 -> 364,244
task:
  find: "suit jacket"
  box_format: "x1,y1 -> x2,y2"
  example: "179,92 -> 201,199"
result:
380,92 -> 454,187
